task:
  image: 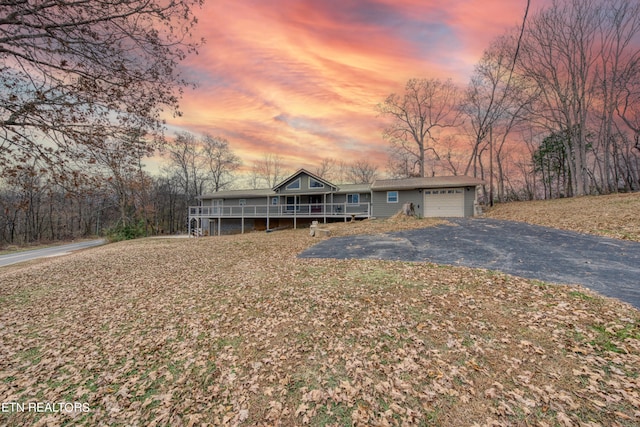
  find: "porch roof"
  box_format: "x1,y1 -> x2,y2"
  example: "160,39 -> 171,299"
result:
199,182 -> 372,200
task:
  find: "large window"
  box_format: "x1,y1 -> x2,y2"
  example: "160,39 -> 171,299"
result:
387,191 -> 398,203
309,178 -> 324,189
347,194 -> 360,204
286,178 -> 301,190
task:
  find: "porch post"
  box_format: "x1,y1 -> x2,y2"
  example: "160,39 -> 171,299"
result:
266,196 -> 270,231
323,193 -> 327,224
331,193 -> 334,216
241,205 -> 245,234
188,208 -> 191,237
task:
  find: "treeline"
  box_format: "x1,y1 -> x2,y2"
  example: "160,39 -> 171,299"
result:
382,0 -> 640,202
0,132 -> 240,245
0,131 -> 382,246
0,161 -> 188,245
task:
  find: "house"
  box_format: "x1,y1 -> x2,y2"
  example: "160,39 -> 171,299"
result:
188,169 -> 484,235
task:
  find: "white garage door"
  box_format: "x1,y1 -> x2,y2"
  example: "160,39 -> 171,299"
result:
424,188 -> 464,217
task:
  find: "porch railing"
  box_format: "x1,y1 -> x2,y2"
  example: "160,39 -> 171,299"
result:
189,202 -> 370,218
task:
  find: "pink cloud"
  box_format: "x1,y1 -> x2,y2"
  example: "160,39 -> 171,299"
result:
163,0 -> 540,178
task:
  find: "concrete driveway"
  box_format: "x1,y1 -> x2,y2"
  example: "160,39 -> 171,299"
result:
298,218 -> 640,310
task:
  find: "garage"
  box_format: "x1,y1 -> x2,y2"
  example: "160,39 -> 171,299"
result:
424,188 -> 465,217
370,175 -> 484,218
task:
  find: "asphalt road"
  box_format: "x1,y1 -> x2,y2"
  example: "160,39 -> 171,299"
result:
299,218 -> 640,309
0,239 -> 106,267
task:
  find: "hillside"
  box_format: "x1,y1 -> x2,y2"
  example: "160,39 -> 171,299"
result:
486,192 -> 640,242
0,195 -> 639,426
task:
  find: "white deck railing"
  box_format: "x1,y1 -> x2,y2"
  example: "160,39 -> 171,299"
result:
189,202 -> 370,218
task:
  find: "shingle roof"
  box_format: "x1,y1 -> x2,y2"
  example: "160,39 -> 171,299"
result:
371,176 -> 484,191
334,183 -> 371,193
198,188 -> 274,199
198,175 -> 483,199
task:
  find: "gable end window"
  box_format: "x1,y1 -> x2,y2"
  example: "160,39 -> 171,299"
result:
309,178 -> 324,189
286,178 -> 301,190
387,191 -> 398,203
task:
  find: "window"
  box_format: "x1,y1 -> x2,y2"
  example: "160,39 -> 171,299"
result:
347,194 -> 360,204
286,178 -> 300,190
309,178 -> 324,189
286,196 -> 300,211
387,191 -> 398,203
239,199 -> 246,206
271,197 -> 278,205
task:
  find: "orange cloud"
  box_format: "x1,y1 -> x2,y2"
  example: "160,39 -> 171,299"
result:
162,0 -> 539,179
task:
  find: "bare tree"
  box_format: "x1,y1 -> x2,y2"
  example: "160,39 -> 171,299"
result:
386,148 -> 421,179
464,50 -> 535,201
166,132 -> 207,207
345,160 -> 378,184
314,158 -> 336,181
250,154 -> 288,188
599,0 -> 640,191
0,0 -> 202,180
517,0 -> 604,196
201,134 -> 241,192
377,78 -> 462,177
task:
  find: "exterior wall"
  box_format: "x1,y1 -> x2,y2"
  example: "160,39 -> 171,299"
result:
278,173 -> 335,194
372,186 -> 479,218
204,196 -> 270,207
331,192 -> 371,204
371,190 -> 423,218
464,187 -> 477,217
334,192 -> 372,203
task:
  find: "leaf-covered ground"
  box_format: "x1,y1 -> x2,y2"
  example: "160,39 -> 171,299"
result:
486,192 -> 640,242
1,196 -> 640,426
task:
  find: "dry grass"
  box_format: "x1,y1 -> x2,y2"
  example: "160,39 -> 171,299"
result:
1,197 -> 639,426
485,192 -> 640,242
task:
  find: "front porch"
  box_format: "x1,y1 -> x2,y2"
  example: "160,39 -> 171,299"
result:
188,202 -> 371,235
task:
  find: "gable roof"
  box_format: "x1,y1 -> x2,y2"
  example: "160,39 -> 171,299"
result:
198,174 -> 484,200
273,168 -> 338,191
371,175 -> 484,191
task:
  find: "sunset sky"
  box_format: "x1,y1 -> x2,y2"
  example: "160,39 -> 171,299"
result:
162,0 -> 543,177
